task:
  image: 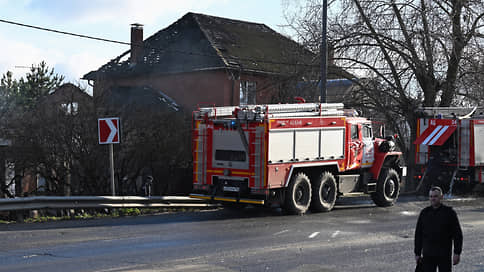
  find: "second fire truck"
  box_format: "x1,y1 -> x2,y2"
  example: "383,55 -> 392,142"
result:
190,103 -> 405,214
414,106 -> 484,194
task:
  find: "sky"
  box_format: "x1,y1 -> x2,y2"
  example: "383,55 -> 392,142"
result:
0,0 -> 291,92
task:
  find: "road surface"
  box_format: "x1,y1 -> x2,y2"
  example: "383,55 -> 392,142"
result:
1,195 -> 483,272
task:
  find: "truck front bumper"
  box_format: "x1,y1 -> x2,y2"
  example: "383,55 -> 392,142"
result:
189,193 -> 265,205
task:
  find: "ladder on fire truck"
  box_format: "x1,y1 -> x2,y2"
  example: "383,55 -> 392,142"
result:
419,106 -> 481,119
196,102 -> 354,119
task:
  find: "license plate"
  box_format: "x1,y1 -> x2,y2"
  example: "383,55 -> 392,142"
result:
223,186 -> 239,192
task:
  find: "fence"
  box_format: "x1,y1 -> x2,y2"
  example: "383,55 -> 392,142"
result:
0,196 -> 216,212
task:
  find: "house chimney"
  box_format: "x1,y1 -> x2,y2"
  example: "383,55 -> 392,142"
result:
130,23 -> 144,64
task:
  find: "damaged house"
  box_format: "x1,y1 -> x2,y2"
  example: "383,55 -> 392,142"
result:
82,12 -> 353,195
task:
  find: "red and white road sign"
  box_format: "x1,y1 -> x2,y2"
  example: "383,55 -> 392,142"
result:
98,117 -> 120,144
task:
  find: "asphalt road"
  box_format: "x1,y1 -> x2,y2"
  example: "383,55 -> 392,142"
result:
1,195 -> 483,272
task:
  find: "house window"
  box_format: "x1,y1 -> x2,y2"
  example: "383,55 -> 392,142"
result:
240,81 -> 256,105
61,102 -> 79,115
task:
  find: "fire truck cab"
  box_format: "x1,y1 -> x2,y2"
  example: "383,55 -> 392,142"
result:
191,103 -> 405,214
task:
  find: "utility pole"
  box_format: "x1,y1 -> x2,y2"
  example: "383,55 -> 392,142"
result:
320,0 -> 328,103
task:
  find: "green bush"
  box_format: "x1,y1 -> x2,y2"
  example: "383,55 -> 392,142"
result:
119,208 -> 141,216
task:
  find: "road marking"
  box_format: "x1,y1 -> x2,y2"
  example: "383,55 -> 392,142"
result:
447,197 -> 476,201
22,252 -> 56,259
331,230 -> 340,238
348,219 -> 372,224
309,232 -> 319,239
94,264 -> 149,272
464,220 -> 484,226
273,230 -> 289,236
401,211 -> 417,216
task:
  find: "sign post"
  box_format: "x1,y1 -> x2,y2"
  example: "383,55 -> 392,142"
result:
109,144 -> 115,196
98,117 -> 120,196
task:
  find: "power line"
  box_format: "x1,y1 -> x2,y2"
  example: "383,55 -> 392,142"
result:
0,18 -> 130,46
0,18 -> 318,69
0,18 -> 419,73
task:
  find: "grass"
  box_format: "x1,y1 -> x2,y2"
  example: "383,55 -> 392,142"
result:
0,207 -> 212,224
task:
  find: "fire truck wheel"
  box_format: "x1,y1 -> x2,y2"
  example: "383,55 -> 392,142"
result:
371,168 -> 400,207
310,171 -> 337,212
284,172 -> 312,215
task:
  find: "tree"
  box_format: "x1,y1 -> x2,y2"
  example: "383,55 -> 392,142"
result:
96,85 -> 193,196
32,86 -> 103,195
283,0 -> 484,168
116,108 -> 192,196
1,61 -> 64,110
1,63 -> 107,196
1,62 -> 65,196
456,53 -> 484,105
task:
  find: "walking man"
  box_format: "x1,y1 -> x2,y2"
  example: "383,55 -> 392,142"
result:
415,186 -> 463,271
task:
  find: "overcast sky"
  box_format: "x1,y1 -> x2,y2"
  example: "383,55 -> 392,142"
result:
0,0 -> 290,90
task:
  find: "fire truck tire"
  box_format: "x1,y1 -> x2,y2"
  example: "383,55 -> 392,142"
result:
310,171 -> 337,212
371,168 -> 400,207
284,172 -> 312,215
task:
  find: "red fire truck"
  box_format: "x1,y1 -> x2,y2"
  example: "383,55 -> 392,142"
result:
413,107 -> 484,193
190,103 -> 405,214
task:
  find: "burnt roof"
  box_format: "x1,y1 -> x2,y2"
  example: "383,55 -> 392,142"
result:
101,85 -> 180,113
83,12 -> 321,80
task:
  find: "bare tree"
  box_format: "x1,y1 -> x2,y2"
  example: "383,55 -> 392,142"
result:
96,86 -> 192,196
283,0 -> 484,168
456,47 -> 484,105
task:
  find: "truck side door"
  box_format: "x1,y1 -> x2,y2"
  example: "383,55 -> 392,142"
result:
361,123 -> 375,168
348,124 -> 363,169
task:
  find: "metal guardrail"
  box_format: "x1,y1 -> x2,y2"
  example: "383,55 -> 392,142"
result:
0,196 -> 217,212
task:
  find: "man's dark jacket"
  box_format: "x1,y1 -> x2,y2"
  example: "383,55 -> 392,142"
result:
414,204 -> 463,257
